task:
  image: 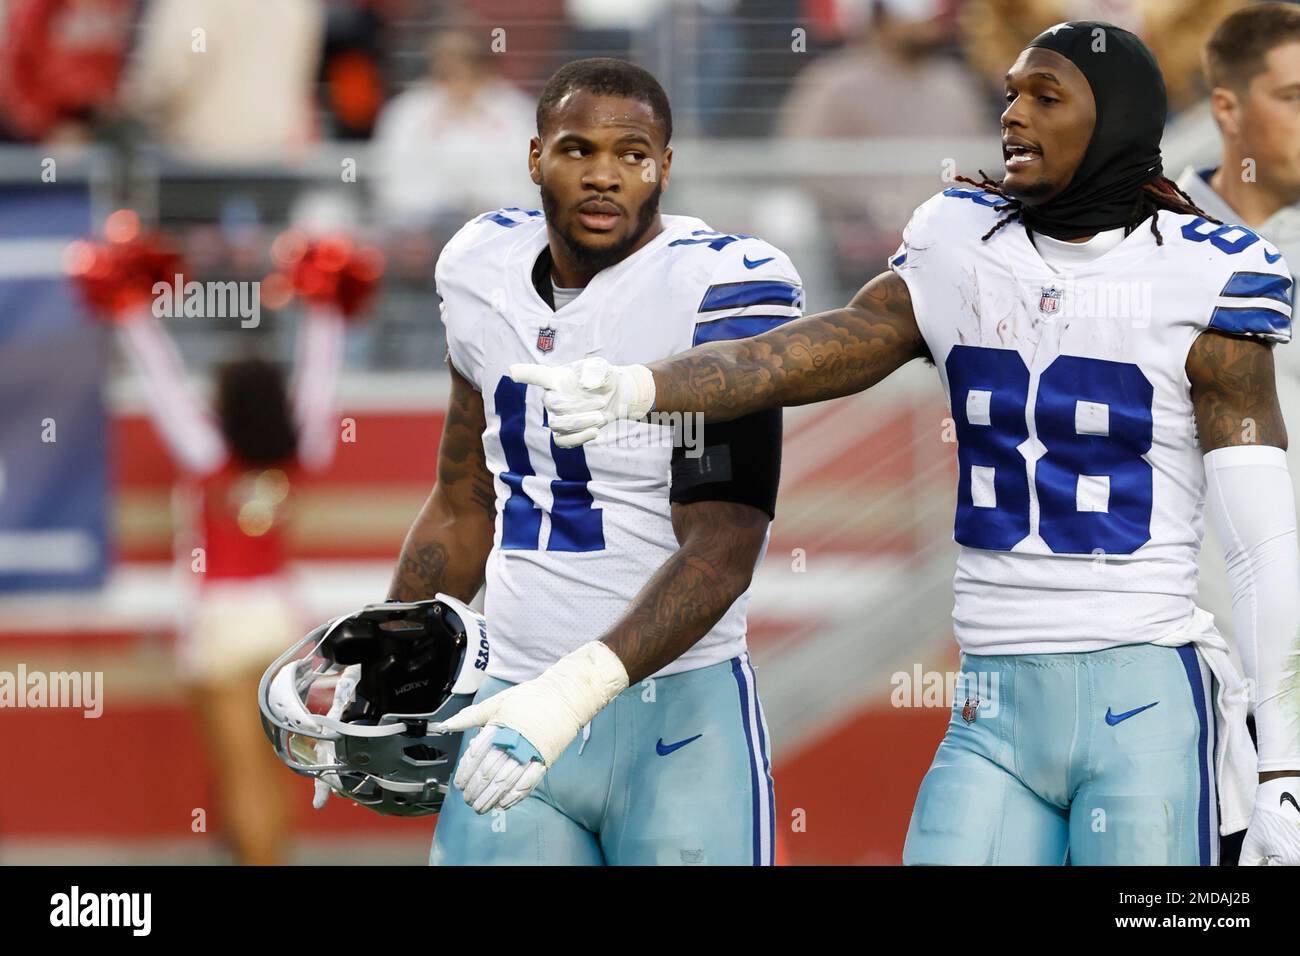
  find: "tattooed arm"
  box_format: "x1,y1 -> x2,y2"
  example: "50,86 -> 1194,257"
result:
649,270 -> 927,421
1187,329 -> 1288,452
597,500 -> 769,684
1188,330 -> 1300,790
388,362 -> 496,602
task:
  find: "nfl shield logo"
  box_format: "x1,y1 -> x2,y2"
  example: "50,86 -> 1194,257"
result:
536,326 -> 556,354
961,697 -> 980,724
1039,286 -> 1062,315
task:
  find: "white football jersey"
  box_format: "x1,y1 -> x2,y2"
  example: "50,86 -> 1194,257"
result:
891,188 -> 1294,654
437,208 -> 803,682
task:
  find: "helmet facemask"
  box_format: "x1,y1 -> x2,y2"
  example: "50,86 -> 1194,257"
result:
259,596 -> 489,816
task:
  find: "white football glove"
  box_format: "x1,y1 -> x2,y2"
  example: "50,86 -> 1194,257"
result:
433,641 -> 629,814
1240,776 -> 1300,865
508,358 -> 656,448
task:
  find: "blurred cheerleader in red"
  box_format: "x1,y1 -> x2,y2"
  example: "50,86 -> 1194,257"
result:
70,218 -> 380,864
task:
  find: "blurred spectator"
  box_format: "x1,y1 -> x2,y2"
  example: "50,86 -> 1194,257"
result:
632,0 -> 748,139
960,0 -> 1248,113
438,0 -> 566,90
778,0 -> 989,283
675,0 -> 746,137
0,0 -> 136,143
563,0 -> 659,64
318,0 -> 387,140
370,24 -> 535,230
713,0 -> 809,137
1179,1 -> 1300,240
124,0 -> 324,163
779,0 -> 984,140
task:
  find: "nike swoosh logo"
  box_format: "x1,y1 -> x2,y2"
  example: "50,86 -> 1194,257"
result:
656,734 -> 702,756
1105,701 -> 1160,726
1265,250 -> 1283,264
742,255 -> 774,270
1281,792 -> 1300,814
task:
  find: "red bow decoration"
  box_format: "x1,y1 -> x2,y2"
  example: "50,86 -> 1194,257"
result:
64,210 -> 183,323
273,232 -> 386,320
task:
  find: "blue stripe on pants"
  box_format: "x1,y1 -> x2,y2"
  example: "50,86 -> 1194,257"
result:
731,657 -> 762,866
744,656 -> 775,864
1176,645 -> 1212,865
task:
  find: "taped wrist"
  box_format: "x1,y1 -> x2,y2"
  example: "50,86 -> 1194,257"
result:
620,364 -> 656,420
494,642 -> 629,765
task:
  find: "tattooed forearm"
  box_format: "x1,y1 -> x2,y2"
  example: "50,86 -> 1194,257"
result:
389,539 -> 451,602
1187,330 -> 1289,452
600,500 -> 769,683
387,363 -> 496,602
434,363 -> 499,515
648,270 -> 926,421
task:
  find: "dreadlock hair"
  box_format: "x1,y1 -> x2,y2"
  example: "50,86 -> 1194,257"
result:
953,172 -> 1222,244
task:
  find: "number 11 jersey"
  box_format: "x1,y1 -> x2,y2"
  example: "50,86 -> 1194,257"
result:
436,208 -> 803,682
891,187 -> 1293,653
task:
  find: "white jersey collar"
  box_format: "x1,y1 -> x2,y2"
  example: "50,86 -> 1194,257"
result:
1031,226 -> 1128,273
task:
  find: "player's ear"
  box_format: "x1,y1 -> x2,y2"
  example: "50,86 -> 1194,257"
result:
1208,87 -> 1241,139
658,145 -> 672,194
528,136 -> 543,186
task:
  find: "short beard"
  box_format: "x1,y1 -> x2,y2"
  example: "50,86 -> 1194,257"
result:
1004,176 -> 1059,205
540,178 -> 663,274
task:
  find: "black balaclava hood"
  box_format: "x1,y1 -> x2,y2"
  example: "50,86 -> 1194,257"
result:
1015,21 -> 1167,241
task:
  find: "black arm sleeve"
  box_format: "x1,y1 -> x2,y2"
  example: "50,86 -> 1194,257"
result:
669,409 -> 782,520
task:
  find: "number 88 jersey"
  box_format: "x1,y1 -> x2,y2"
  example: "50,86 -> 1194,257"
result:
891,188 -> 1293,654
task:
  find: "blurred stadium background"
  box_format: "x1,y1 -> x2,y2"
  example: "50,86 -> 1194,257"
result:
0,0 -> 1270,864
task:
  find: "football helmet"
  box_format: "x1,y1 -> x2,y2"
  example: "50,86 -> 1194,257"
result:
258,593 -> 489,815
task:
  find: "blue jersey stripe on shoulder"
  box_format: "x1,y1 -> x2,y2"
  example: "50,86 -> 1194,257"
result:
475,207 -> 543,228
1208,305 -> 1292,337
693,315 -> 795,345
1219,271 -> 1294,305
699,280 -> 801,312
941,187 -> 1005,208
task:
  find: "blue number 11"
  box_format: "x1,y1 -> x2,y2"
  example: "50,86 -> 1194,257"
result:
494,377 -> 605,552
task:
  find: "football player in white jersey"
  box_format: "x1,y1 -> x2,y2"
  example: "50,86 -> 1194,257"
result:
517,24 -> 1300,865
389,59 -> 802,864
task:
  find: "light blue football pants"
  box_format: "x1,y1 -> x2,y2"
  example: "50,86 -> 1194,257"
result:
904,643 -> 1218,865
430,654 -> 775,865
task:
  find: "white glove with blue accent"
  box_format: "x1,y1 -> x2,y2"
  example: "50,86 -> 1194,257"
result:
433,641 -> 629,813
508,358 -> 656,448
1241,776 -> 1300,865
